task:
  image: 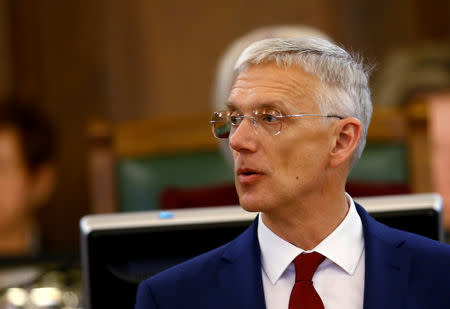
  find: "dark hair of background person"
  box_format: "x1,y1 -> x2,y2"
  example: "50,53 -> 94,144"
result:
0,101 -> 56,172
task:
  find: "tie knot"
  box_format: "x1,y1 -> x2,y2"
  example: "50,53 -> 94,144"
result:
293,252 -> 325,282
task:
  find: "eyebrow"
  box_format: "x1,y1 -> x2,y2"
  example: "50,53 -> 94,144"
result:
225,102 -> 235,110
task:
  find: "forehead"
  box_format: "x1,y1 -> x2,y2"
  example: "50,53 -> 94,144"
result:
228,62 -> 321,111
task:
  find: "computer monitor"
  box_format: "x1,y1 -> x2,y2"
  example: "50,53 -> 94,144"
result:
80,193 -> 443,309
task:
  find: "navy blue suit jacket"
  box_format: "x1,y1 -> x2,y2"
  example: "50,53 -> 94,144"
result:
135,203 -> 450,309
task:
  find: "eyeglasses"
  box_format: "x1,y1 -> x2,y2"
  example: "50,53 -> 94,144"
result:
210,108 -> 343,139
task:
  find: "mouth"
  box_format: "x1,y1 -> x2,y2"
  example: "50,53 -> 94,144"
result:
236,168 -> 265,184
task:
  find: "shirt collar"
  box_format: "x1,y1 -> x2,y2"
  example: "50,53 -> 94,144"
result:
257,193 -> 364,284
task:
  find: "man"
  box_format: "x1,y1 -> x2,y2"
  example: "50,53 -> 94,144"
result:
0,102 -> 56,256
135,38 -> 450,309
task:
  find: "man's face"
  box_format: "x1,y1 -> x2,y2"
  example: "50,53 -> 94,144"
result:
228,62 -> 337,215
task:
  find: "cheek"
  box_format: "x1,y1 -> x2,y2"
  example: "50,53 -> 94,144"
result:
0,175 -> 31,218
277,135 -> 330,179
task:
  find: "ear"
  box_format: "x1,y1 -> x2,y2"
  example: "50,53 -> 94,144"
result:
30,164 -> 55,209
329,117 -> 363,168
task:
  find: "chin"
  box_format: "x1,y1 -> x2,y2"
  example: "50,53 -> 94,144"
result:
240,202 -> 261,213
239,194 -> 270,213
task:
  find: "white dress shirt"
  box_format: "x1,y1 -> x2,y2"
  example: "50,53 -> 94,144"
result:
258,194 -> 365,309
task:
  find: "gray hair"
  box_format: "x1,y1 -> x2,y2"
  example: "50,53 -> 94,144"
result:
234,37 -> 372,166
212,25 -> 332,112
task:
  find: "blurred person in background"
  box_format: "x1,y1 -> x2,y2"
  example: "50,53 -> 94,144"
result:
0,102 -> 56,257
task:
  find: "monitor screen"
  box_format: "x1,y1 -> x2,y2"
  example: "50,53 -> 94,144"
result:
80,193 -> 443,309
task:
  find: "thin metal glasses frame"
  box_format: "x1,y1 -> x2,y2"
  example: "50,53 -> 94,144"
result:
210,110 -> 343,139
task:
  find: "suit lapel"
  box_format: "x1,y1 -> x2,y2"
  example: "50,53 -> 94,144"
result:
356,203 -> 411,309
218,218 -> 266,309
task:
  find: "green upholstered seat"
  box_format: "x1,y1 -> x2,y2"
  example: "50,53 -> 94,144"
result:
349,142 -> 408,183
116,150 -> 234,212
116,143 -> 408,212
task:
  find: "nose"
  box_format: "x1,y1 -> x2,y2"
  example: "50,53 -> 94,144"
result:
229,117 -> 258,153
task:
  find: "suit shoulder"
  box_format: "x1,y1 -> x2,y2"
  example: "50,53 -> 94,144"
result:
356,202 -> 450,258
147,241 -> 228,284
385,225 -> 450,261
136,242 -> 230,308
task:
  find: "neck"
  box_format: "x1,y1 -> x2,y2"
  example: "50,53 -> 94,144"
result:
261,188 -> 349,251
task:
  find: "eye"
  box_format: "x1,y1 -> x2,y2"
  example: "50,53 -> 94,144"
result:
229,111 -> 242,126
257,109 -> 281,124
262,113 -> 278,123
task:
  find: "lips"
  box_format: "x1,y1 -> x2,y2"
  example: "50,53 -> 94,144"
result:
236,167 -> 265,184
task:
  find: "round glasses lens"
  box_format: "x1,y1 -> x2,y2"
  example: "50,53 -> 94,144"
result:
211,111 -> 230,139
254,109 -> 282,135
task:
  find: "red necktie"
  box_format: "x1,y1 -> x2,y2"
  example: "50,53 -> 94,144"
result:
288,252 -> 326,309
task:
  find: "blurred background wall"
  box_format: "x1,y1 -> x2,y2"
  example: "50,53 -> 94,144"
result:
0,0 -> 448,252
